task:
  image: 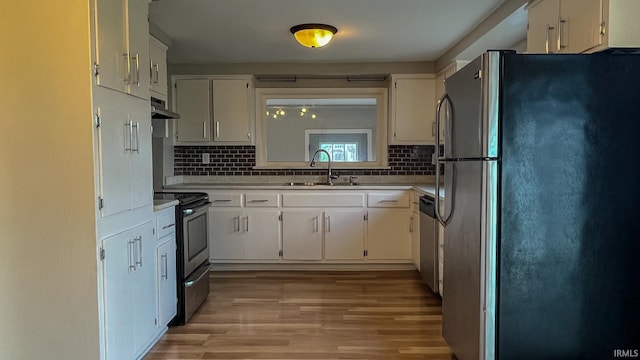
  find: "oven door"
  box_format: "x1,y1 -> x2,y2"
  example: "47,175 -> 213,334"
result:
182,203 -> 210,277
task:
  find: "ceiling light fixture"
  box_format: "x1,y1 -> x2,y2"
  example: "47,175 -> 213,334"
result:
290,23 -> 338,48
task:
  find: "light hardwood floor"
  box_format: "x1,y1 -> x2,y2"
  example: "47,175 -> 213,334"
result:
145,270 -> 454,360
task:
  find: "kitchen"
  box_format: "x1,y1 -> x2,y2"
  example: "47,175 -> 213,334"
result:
2,1 -> 640,360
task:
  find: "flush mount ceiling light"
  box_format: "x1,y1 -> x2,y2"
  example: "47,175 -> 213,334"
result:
290,23 -> 338,48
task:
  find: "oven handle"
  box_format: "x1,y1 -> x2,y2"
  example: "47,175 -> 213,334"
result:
182,202 -> 211,215
185,263 -> 211,287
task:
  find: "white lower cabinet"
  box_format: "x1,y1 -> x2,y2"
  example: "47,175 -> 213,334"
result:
282,210 -> 323,260
324,209 -> 366,260
366,209 -> 412,260
102,221 -> 156,360
210,208 -> 280,260
155,206 -> 177,329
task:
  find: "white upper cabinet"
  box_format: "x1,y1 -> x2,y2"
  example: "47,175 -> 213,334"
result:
96,92 -> 152,217
389,74 -> 436,145
94,0 -> 150,99
173,76 -> 255,145
149,36 -> 168,102
175,78 -> 211,142
527,0 -> 640,54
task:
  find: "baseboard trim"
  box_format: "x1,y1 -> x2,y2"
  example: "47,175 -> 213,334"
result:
209,262 -> 417,271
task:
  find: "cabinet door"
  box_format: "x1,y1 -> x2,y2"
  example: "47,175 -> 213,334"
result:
157,238 -> 177,327
132,222 -> 157,354
324,210 -> 365,260
559,0 -> 603,53
367,209 -> 412,260
128,101 -> 152,210
125,0 -> 150,99
102,230 -> 135,360
209,209 -> 244,259
211,78 -> 252,143
526,0 -> 560,53
175,79 -> 212,142
94,0 -> 127,93
242,210 -> 281,260
149,37 -> 168,99
97,104 -> 131,217
391,77 -> 436,144
282,210 -> 323,260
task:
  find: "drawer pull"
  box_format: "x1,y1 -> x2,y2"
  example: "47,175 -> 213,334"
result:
248,199 -> 269,203
213,199 -> 232,202
162,223 -> 175,230
379,200 -> 398,203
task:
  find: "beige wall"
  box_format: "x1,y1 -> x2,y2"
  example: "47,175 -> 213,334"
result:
0,1 -> 100,359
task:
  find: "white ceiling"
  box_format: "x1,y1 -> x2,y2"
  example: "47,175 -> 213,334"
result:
149,0 -> 526,64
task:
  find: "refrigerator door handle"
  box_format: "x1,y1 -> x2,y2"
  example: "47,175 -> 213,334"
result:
435,161 -> 455,227
435,93 -> 454,227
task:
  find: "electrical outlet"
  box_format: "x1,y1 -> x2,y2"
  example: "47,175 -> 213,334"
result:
431,153 -> 437,165
202,153 -> 210,164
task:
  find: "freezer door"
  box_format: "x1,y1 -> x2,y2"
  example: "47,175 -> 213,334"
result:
444,52 -> 500,160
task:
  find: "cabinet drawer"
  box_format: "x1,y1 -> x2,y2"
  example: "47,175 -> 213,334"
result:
282,193 -> 364,207
367,192 -> 410,208
244,193 -> 280,207
156,213 -> 176,239
208,193 -> 242,207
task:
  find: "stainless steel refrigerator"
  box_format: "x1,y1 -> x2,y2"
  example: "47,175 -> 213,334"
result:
434,51 -> 640,360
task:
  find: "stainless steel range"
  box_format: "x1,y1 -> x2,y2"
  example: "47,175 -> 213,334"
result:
154,192 -> 211,325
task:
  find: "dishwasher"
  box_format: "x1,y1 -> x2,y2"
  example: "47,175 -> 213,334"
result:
419,195 -> 438,293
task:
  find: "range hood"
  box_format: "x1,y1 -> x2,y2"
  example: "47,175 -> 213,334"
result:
151,97 -> 180,119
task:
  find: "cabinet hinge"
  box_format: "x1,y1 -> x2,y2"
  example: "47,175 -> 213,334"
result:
152,227 -> 155,235
247,131 -> 251,139
364,250 -> 368,257
93,62 -> 100,77
278,214 -> 283,221
95,113 -> 102,128
364,213 -> 368,221
99,247 -> 105,260
394,81 -> 397,89
279,250 -> 283,257
475,70 -> 482,80
600,21 -> 606,36
98,197 -> 104,210
246,82 -> 249,88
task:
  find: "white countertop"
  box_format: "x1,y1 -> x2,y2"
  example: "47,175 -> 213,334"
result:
163,183 -> 445,200
153,199 -> 178,212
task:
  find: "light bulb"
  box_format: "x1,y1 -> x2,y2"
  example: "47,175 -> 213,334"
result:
311,114 -> 317,119
301,107 -> 307,113
273,114 -> 277,119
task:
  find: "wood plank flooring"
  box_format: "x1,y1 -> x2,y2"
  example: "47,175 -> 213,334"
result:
145,271 -> 454,360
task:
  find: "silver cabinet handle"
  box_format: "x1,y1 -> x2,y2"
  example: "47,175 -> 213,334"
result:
313,216 -> 319,233
213,199 -> 232,202
134,236 -> 142,267
131,121 -> 140,154
327,216 -> 331,233
123,53 -> 131,84
203,122 -> 207,138
558,18 -> 566,51
234,216 -> 240,232
379,200 -> 398,203
545,25 -> 555,54
248,199 -> 269,203
243,216 -> 249,232
162,223 -> 175,230
128,240 -> 135,272
124,121 -> 132,152
152,63 -> 159,84
160,253 -> 168,279
409,215 -> 414,233
131,53 -> 140,87
215,121 -> 220,139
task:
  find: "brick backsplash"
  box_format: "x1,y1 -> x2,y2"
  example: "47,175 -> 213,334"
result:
173,145 -> 437,176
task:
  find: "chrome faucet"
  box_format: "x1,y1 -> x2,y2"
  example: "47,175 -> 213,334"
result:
310,149 -> 338,185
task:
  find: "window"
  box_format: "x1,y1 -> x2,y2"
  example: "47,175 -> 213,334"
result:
255,88 -> 388,168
